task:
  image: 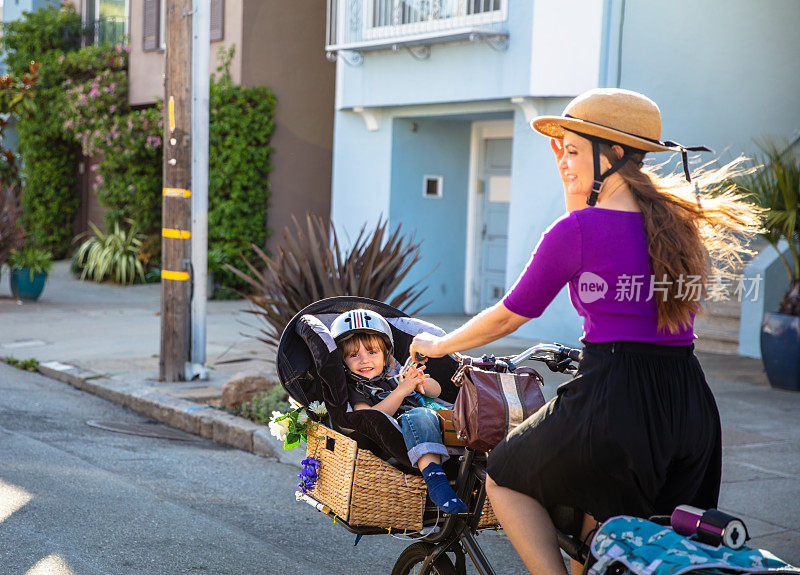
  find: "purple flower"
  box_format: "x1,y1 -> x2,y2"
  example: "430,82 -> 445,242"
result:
298,457 -> 321,494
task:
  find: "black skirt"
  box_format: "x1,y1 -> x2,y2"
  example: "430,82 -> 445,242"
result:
486,341 -> 721,523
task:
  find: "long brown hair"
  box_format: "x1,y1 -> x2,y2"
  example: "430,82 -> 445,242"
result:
599,144 -> 763,333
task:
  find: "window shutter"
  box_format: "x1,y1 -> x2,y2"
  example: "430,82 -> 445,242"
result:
210,0 -> 224,42
143,0 -> 160,51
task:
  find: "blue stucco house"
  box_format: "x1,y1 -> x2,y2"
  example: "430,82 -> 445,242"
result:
326,0 -> 800,347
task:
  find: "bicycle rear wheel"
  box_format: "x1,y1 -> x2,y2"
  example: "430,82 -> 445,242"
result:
391,542 -> 457,575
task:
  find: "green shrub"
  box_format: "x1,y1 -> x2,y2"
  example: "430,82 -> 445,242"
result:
73,220 -> 145,285
4,12 -> 276,273
2,5 -> 83,258
208,46 -> 275,295
2,356 -> 39,372
735,138 -> 800,315
234,386 -> 290,425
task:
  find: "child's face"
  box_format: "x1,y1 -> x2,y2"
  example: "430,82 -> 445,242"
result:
343,340 -> 385,379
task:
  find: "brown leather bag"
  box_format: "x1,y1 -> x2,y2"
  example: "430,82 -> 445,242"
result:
451,364 -> 545,452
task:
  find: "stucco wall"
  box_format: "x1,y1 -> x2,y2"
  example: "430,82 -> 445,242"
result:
128,0 -> 242,106
240,0 -> 334,253
330,110 -> 393,245
606,0 -> 800,160
389,117 -> 471,313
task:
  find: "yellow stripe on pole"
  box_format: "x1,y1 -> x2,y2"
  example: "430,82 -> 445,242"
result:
162,228 -> 191,239
161,270 -> 190,281
163,187 -> 191,198
168,96 -> 175,132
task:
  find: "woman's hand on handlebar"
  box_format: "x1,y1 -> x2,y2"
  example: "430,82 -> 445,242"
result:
410,332 -> 445,360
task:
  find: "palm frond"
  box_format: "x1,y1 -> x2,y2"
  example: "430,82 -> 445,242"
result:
224,214 -> 433,351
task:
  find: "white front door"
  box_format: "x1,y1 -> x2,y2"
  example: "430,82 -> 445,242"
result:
465,120 -> 514,314
477,137 -> 512,310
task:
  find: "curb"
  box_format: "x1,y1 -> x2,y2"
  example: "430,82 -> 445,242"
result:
37,361 -> 304,468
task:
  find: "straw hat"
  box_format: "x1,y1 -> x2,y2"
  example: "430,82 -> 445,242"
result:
531,88 -> 674,153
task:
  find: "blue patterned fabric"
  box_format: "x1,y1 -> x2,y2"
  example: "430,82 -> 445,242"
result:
589,516 -> 800,575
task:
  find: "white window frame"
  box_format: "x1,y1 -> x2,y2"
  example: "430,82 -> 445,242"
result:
85,0 -> 130,44
422,175 -> 444,198
363,0 -> 507,41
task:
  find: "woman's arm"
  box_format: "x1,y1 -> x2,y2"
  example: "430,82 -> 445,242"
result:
410,302 -> 529,359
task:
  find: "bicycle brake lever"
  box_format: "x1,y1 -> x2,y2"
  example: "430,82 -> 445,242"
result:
545,358 -> 574,373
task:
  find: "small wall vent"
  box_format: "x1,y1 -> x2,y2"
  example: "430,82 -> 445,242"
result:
423,175 -> 443,198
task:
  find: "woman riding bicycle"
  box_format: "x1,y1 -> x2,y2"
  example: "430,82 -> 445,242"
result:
409,88 -> 762,574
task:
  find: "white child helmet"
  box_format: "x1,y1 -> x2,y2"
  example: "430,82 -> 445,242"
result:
330,308 -> 394,358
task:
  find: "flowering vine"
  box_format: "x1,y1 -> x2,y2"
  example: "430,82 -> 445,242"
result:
60,43 -> 163,238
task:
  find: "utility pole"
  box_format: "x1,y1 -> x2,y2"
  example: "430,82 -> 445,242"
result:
160,0 -> 193,382
189,0 -> 210,380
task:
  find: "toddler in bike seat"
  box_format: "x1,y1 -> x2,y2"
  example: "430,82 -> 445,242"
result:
331,309 -> 467,514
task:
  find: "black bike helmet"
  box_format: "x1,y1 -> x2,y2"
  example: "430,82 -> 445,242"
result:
330,309 -> 395,380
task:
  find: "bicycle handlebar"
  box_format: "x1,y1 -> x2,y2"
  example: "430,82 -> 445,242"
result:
413,344 -> 581,374
508,343 -> 581,367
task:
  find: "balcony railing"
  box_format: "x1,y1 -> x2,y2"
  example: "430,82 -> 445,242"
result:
326,0 -> 508,61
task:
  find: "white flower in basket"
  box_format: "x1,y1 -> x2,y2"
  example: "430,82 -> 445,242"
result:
308,401 -> 327,417
268,412 -> 291,442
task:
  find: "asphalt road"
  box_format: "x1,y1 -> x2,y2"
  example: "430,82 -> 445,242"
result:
0,364 -> 527,575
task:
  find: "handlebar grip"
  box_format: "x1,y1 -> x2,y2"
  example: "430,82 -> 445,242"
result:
413,352 -> 427,362
568,348 -> 581,362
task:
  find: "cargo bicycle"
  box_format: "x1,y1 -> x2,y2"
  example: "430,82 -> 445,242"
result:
276,296 -> 800,575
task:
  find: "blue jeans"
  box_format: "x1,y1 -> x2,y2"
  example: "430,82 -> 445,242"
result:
398,407 -> 449,468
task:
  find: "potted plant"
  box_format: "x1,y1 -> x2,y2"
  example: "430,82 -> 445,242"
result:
8,247 -> 53,302
736,138 -> 800,391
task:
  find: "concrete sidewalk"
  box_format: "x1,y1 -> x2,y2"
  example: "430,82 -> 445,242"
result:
2,260 -> 799,563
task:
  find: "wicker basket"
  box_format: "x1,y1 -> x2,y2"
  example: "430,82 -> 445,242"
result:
306,423 -> 428,532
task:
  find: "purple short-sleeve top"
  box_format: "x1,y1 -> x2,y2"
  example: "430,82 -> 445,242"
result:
503,206 -> 695,345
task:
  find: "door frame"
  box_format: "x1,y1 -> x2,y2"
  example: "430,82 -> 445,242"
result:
464,120 -> 514,315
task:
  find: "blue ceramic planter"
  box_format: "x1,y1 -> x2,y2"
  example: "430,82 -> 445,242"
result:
760,312 -> 800,391
10,268 -> 47,302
